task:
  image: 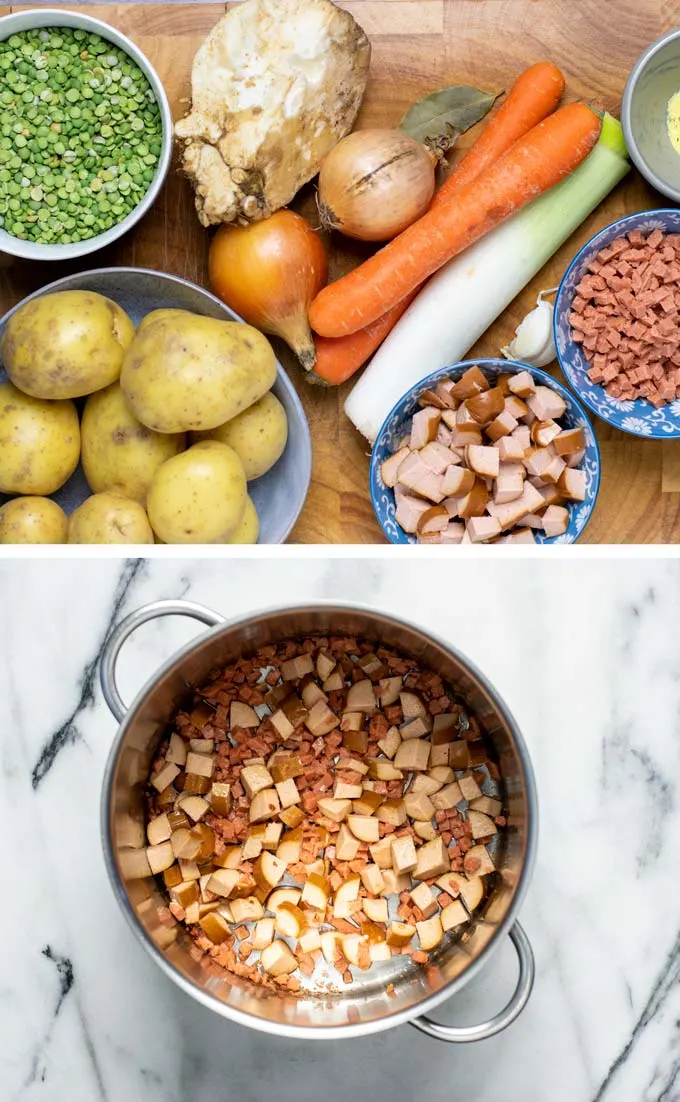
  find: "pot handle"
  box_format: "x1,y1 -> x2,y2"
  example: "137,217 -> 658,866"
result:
410,923 -> 534,1043
100,599 -> 226,723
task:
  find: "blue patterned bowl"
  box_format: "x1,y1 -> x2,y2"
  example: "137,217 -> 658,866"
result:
554,209 -> 680,439
370,359 -> 601,545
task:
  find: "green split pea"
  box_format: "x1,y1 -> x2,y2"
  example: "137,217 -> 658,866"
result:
0,27 -> 162,244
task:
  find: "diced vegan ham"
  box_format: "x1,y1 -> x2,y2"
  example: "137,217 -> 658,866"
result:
569,229 -> 680,407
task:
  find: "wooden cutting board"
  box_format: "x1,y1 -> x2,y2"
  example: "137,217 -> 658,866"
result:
1,1 -> 677,543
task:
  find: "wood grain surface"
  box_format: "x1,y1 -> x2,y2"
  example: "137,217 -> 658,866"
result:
1,1 -> 678,542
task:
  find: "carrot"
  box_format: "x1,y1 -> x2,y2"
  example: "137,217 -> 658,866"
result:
311,292 -> 417,385
431,61 -> 565,210
309,102 -> 601,339
310,63 -> 565,379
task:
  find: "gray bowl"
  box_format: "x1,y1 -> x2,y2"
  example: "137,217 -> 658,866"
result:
0,269 -> 312,544
0,9 -> 173,261
622,28 -> 680,203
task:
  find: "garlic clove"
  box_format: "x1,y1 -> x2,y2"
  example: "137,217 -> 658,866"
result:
501,291 -> 557,368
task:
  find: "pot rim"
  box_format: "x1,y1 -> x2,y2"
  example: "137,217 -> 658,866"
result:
101,599 -> 538,1039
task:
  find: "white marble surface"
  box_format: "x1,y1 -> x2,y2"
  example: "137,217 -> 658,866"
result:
1,556 -> 679,1102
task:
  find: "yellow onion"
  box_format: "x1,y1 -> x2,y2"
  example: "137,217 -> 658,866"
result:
318,129 -> 436,242
209,209 -> 328,371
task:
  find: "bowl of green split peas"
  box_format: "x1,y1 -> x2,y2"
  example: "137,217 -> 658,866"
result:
0,8 -> 173,260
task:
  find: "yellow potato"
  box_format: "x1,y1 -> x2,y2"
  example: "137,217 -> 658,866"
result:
0,496 -> 67,544
68,493 -> 154,544
193,392 -> 287,480
225,495 -> 259,544
147,440 -> 246,544
1,290 -> 134,399
0,382 -> 80,495
81,383 -> 185,504
121,309 -> 277,433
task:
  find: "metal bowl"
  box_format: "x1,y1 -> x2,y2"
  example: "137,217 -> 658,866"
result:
0,269 -> 312,544
0,9 -> 173,261
370,359 -> 601,545
100,599 -> 537,1043
554,208 -> 680,439
622,29 -> 680,203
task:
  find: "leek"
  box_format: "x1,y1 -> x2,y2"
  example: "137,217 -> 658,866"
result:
345,113 -> 630,442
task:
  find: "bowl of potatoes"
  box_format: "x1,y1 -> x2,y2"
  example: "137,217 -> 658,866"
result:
0,269 -> 312,544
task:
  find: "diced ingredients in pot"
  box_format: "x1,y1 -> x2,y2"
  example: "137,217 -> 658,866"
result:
570,229 -> 680,407
144,635 -> 504,992
382,365 -> 586,544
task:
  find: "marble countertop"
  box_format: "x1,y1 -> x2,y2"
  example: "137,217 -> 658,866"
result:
1,555 -> 678,1102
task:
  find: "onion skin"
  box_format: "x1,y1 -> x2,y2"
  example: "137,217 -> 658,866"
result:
318,129 -> 436,242
209,210 -> 328,371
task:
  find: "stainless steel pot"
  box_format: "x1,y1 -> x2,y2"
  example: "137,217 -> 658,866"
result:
100,599 -> 537,1042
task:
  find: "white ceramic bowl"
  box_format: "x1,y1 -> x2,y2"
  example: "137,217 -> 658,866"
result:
0,9 -> 173,261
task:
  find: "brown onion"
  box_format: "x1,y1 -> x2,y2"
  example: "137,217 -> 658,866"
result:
318,129 -> 436,242
209,210 -> 328,371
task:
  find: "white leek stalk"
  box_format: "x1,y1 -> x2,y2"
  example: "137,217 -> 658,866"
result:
345,114 -> 630,442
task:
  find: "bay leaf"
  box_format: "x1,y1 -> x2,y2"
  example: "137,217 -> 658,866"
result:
400,86 -> 501,154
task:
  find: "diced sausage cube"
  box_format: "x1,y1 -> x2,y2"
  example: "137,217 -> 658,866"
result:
396,494 -> 432,535
493,469 -> 524,504
419,441 -> 457,474
410,407 -> 441,448
466,445 -> 500,478
557,468 -> 586,501
442,465 -> 475,497
508,370 -> 536,398
552,427 -> 586,456
381,447 -> 410,488
542,504 -> 569,537
526,386 -> 567,421
496,435 -> 526,461
485,409 -> 518,441
466,515 -> 502,543
487,482 -> 544,529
